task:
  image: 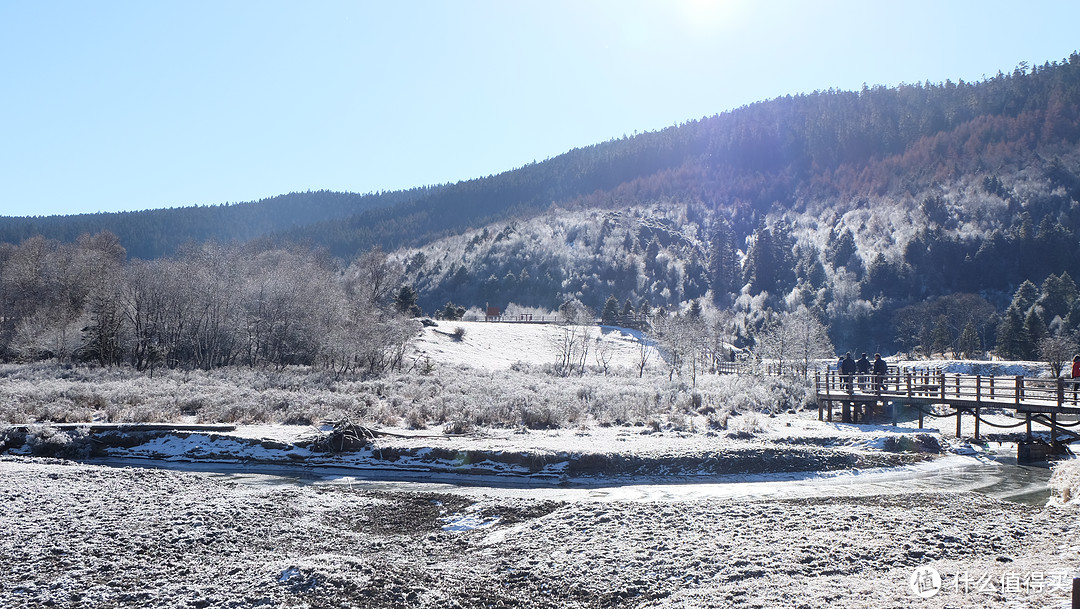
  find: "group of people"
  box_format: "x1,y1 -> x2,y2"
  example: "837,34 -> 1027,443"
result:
838,351 -> 888,391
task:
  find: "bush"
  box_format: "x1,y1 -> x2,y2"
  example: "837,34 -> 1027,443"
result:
1050,460 -> 1080,507
26,425 -> 94,459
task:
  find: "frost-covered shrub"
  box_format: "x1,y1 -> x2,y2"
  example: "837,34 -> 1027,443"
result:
0,360 -> 815,431
520,404 -> 559,429
405,409 -> 427,429
25,425 -> 93,459
707,410 -> 730,430
1049,460 -> 1080,507
731,412 -> 767,435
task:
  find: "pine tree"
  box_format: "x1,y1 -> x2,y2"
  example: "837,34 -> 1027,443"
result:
707,220 -> 738,298
601,295 -> 620,325
1011,280 -> 1039,313
394,285 -> 422,317
958,321 -> 982,359
995,305 -> 1027,360
1023,309 -> 1046,360
930,315 -> 952,356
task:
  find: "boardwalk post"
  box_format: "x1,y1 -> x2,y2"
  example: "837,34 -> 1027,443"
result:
1026,413 -> 1032,441
827,371 -> 833,422
956,408 -> 962,439
974,375 -> 981,441
1015,376 -> 1023,406
1059,377 -> 1066,408
1052,412 -> 1059,448
817,372 -> 822,421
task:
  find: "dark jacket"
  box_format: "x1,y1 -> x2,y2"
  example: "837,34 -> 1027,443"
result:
856,356 -> 870,373
840,357 -> 856,374
873,358 -> 888,375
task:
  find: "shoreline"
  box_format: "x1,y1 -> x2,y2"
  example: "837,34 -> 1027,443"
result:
3,413 -> 957,486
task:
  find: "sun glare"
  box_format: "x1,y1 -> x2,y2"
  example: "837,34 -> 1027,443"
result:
674,0 -> 748,37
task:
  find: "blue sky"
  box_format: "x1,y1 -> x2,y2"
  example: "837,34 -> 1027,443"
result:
2,1 -> 1079,218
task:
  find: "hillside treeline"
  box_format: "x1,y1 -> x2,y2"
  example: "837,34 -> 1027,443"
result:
0,233 -> 417,372
0,190 -> 422,260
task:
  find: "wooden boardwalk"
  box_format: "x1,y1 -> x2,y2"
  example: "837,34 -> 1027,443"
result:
814,369 -> 1080,457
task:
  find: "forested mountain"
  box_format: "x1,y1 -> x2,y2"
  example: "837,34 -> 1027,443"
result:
391,53 -> 1080,356
0,189 -> 426,260
4,52 -> 1080,360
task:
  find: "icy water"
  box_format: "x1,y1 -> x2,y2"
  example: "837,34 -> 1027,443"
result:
98,445 -> 1055,506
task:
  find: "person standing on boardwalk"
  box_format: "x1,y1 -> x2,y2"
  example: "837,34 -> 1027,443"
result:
873,353 -> 888,391
856,352 -> 871,389
1071,355 -> 1080,403
840,352 -> 856,391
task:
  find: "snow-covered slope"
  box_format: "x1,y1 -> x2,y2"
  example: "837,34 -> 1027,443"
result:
410,320 -> 656,371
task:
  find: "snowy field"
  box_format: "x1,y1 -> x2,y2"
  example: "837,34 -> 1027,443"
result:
410,320 -> 654,371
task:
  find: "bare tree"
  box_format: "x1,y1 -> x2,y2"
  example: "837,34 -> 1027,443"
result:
345,246 -> 403,307
552,299 -> 595,376
593,335 -> 614,375
635,332 -> 653,378
650,312 -> 698,382
753,305 -> 834,377
1040,332 -> 1079,378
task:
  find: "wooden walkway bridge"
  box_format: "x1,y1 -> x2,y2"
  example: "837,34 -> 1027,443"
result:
814,368 -> 1080,461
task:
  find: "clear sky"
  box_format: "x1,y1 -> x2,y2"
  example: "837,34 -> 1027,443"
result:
2,1 -> 1079,218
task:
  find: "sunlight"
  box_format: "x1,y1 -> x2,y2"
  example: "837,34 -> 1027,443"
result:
672,0 -> 749,37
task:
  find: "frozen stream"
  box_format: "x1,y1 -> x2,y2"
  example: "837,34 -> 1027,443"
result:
96,444 -> 1055,506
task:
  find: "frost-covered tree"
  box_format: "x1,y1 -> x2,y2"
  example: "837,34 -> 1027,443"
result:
753,305 -> 834,378
346,246 -> 402,307
1039,332 -> 1079,378
552,299 -> 595,376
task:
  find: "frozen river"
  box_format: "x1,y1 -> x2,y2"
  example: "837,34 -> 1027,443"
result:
95,443 -> 1054,506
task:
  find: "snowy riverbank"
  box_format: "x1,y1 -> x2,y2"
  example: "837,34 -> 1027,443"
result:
2,454 -> 1076,609
2,411 -> 958,485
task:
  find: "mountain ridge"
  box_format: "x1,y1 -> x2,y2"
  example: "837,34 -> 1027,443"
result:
4,52 -> 1080,356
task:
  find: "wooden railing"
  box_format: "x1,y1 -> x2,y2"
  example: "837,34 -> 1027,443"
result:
815,369 -> 1080,410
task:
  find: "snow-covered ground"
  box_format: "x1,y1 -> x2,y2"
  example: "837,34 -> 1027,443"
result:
2,455 -> 1076,609
410,320 -> 654,371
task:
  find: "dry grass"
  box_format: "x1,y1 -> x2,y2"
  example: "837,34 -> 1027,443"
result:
0,362 -> 815,430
